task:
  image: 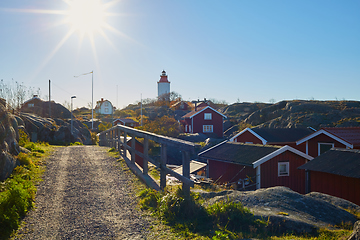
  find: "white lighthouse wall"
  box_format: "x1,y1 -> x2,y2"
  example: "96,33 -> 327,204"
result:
158,82 -> 170,98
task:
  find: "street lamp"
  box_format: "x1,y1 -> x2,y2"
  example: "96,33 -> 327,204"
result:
74,71 -> 94,130
71,95 -> 76,134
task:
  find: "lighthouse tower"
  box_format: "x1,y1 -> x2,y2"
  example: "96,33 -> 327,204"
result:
157,70 -> 170,99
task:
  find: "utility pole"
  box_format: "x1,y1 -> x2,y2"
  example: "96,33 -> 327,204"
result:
49,79 -> 51,118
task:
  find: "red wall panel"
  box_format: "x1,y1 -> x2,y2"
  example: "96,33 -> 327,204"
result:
235,131 -> 263,144
260,151 -> 307,194
208,159 -> 256,188
310,171 -> 360,206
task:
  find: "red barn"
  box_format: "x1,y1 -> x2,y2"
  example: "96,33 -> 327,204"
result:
198,141 -> 313,193
296,127 -> 360,157
230,127 -> 314,153
181,106 -> 227,138
298,148 -> 360,206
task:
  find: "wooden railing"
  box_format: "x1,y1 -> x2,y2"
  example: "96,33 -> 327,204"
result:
99,125 -> 197,196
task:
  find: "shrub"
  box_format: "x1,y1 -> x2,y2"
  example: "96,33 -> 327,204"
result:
17,152 -> 33,166
18,129 -> 29,147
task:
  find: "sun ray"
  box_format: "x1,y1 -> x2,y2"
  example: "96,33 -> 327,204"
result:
31,29 -> 75,83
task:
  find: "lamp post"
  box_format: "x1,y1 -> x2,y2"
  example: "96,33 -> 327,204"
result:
74,71 -> 94,130
71,96 -> 76,134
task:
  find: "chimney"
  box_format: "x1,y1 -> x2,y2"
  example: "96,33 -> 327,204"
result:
101,98 -> 104,102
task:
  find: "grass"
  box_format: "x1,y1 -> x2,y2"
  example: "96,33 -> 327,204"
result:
0,141 -> 52,240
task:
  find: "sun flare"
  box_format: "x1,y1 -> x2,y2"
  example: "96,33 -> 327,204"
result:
65,0 -> 108,37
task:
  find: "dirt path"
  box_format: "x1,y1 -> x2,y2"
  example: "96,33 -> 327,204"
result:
13,146 -> 150,240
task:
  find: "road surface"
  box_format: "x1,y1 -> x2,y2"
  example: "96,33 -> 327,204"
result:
14,146 -> 150,239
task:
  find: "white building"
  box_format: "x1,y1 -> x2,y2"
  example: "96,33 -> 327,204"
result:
157,70 -> 170,99
95,98 -> 114,115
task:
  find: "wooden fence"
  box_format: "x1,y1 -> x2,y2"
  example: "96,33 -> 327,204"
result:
99,125 -> 197,196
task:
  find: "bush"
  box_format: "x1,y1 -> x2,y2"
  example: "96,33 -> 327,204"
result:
18,129 -> 29,147
17,152 -> 33,166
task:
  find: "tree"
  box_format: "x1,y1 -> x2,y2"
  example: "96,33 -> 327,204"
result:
136,115 -> 180,137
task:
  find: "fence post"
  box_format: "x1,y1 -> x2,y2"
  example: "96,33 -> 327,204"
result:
143,138 -> 149,175
160,143 -> 167,190
131,134 -> 136,164
182,151 -> 191,198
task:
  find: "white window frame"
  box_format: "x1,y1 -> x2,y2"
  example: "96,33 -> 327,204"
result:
318,142 -> 334,156
203,125 -> 213,133
204,113 -> 212,120
278,162 -> 289,177
185,125 -> 188,132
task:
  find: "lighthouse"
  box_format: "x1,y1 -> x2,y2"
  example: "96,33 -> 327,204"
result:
157,70 -> 170,100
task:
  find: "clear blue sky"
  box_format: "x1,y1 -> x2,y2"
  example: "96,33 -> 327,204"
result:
1,0 -> 359,109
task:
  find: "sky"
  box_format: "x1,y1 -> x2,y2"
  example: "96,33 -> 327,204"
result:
1,0 -> 359,109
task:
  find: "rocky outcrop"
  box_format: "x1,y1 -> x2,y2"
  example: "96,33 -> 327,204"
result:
20,113 -> 91,145
0,98 -> 20,181
229,100 -> 360,130
348,221 -> 360,240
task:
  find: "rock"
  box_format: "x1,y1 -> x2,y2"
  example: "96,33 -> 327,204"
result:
20,112 -> 92,145
0,151 -> 19,181
348,221 -> 360,240
0,98 -> 21,180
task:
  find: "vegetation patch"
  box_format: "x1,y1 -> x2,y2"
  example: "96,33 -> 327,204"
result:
0,134 -> 52,239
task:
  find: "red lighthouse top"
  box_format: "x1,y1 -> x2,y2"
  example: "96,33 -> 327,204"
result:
158,70 -> 170,83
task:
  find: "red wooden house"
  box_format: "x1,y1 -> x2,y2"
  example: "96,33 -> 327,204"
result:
230,127 -> 314,153
298,148 -> 360,206
296,127 -> 360,157
198,141 -> 313,193
181,106 -> 227,138
113,118 -> 139,128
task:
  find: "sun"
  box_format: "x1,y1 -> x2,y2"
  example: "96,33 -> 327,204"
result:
64,0 -> 108,37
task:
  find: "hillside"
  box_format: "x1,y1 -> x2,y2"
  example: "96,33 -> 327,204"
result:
221,100 -> 360,137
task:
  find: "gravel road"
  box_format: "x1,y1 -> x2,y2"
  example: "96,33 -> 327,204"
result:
13,146 -> 150,240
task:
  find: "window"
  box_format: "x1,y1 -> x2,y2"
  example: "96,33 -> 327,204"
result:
318,143 -> 334,156
203,125 -> 213,133
28,103 -> 34,107
105,108 -> 109,113
105,102 -> 109,106
204,113 -> 212,120
278,162 -> 289,176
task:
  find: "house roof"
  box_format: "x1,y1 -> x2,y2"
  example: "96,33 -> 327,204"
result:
230,127 -> 314,144
114,118 -> 138,124
199,141 -> 281,166
296,127 -> 360,148
298,148 -> 360,179
199,141 -> 313,168
323,127 -> 360,147
181,106 -> 227,119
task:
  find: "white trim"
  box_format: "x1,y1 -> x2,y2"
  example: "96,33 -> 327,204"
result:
188,106 -> 227,119
278,162 -> 290,176
256,166 -> 261,189
318,142 -> 334,156
229,128 -> 267,145
191,118 -> 193,133
253,145 -> 313,168
296,129 -> 353,148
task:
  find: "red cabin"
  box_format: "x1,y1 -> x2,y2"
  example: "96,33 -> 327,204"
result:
296,127 -> 360,157
230,127 -> 314,153
198,141 -> 313,194
299,148 -> 360,206
181,106 -> 227,138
